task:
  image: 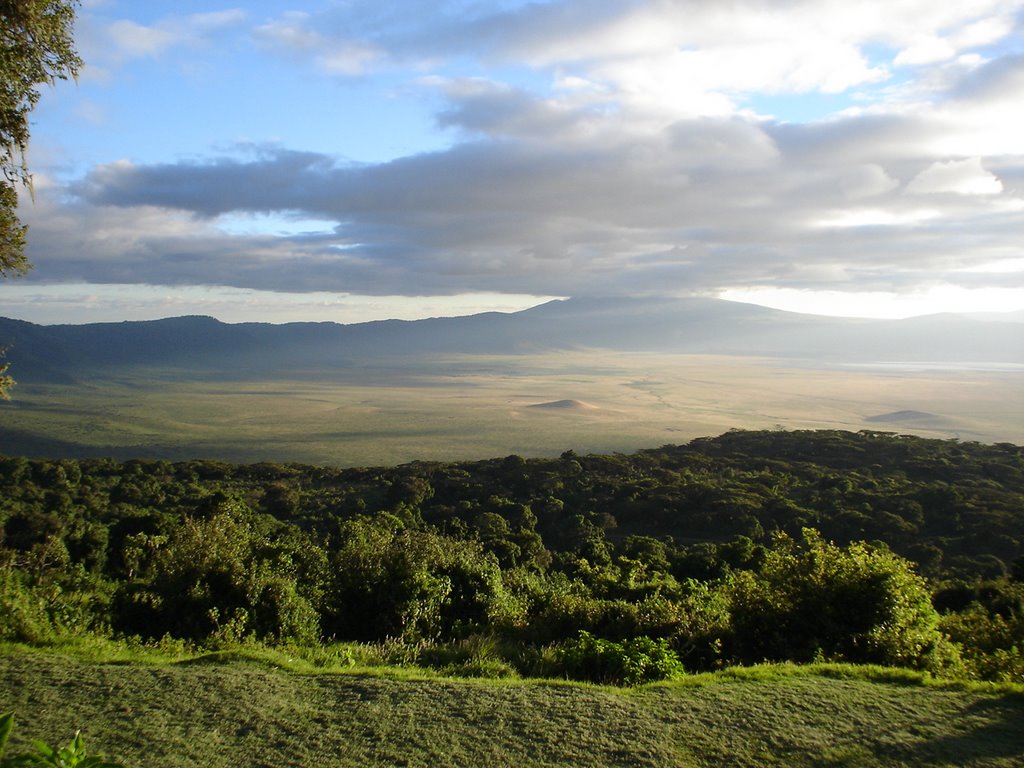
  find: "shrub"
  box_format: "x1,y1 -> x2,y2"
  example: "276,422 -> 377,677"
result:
556,630 -> 685,685
940,601 -> 1024,683
725,529 -> 942,668
668,579 -> 730,671
0,570 -> 55,644
415,634 -> 521,679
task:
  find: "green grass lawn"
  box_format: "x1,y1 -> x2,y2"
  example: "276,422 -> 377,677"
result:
2,647 -> 1022,767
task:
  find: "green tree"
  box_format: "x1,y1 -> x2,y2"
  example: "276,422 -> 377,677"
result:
1,0 -> 81,396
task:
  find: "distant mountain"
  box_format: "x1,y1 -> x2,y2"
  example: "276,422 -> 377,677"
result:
965,309 -> 1024,323
1,297 -> 1021,384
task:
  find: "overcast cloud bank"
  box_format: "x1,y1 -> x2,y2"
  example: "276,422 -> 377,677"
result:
15,0 -> 1024,317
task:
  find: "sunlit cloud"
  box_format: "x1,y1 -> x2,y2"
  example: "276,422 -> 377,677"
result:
906,157 -> 1003,195
719,285 -> 1024,318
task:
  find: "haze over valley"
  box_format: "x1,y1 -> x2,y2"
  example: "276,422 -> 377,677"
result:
2,297 -> 1020,465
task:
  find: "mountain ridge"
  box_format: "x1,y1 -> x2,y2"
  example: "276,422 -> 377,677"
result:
1,296 -> 1021,384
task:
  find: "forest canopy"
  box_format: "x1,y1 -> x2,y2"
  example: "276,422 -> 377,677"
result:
1,429 -> 1022,683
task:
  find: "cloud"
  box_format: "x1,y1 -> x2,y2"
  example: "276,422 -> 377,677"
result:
73,150 -> 342,217
105,20 -> 179,59
906,157 -> 1003,195
253,11 -> 322,53
257,0 -> 1020,113
254,11 -> 384,75
840,164 -> 901,200
950,52 -> 1024,103
893,8 -> 1019,65
242,0 -> 1024,133
24,0 -> 1024,306
86,9 -> 248,64
53,88 -> 1023,300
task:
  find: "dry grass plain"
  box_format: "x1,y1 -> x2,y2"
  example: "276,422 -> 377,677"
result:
2,351 -> 1021,464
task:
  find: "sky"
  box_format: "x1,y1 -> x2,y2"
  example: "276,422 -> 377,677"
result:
3,0 -> 1024,324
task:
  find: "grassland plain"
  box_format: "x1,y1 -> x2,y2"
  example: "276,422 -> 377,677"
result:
1,647 -> 1023,767
2,352 -> 1021,465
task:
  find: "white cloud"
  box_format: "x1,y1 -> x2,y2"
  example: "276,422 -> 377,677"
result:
459,0 -> 1018,113
953,13 -> 1018,47
98,9 -> 248,62
719,285 -> 1024,318
255,11 -> 390,77
890,8 -> 1018,66
253,12 -> 322,52
906,157 -> 1003,195
244,1 -> 1024,125
814,207 -> 942,229
106,20 -> 178,58
317,41 -> 384,76
894,36 -> 958,66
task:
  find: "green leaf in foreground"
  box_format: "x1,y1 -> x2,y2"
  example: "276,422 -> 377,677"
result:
0,714 -> 125,768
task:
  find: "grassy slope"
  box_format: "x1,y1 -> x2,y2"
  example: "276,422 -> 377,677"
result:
2,649 -> 1023,767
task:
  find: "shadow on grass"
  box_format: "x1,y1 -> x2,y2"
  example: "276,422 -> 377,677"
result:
884,696 -> 1024,765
